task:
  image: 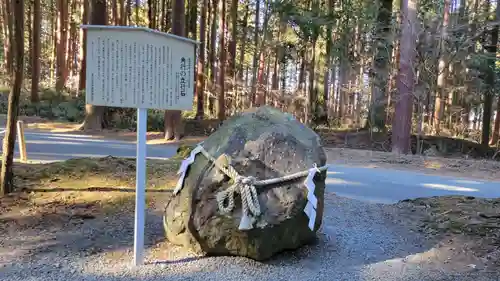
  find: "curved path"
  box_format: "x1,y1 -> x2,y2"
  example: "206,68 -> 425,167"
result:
2,128 -> 499,203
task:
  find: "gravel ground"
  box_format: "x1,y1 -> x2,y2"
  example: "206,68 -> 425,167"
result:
1,192 -> 499,281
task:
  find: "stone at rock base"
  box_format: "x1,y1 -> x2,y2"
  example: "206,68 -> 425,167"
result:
163,106 -> 327,261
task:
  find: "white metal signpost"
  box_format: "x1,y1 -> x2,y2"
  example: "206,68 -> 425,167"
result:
81,25 -> 198,266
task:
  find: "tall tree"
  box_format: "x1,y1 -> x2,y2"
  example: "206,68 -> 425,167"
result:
367,0 -> 393,131
491,97 -> 500,145
208,0 -> 219,86
1,0 -> 24,196
148,0 -> 156,28
229,0 -> 238,77
461,0 -> 478,134
112,0 -> 119,24
481,0 -> 499,145
79,0 -> 89,92
26,0 -> 33,75
164,0 -> 185,139
55,0 -> 69,92
188,0 -> 197,38
433,0 -> 451,135
196,0 -> 208,119
1,0 -> 14,74
81,0 -> 108,131
391,0 -> 417,154
67,0 -> 79,76
307,0 -> 320,124
238,1 -> 249,81
322,0 -> 335,121
250,0 -> 261,106
31,0 -> 41,103
217,0 -> 226,120
120,0 -> 127,25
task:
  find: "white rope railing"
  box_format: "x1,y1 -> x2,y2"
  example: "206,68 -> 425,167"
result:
174,144 -> 328,230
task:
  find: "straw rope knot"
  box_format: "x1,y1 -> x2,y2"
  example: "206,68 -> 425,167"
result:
216,175 -> 261,231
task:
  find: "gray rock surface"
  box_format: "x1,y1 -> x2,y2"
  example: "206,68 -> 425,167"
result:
163,106 -> 327,260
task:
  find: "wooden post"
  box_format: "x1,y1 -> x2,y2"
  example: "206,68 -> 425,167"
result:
16,121 -> 27,163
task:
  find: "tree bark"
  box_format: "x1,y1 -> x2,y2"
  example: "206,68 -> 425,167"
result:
188,0 -> 197,39
391,0 -> 417,154
31,0 -> 41,103
338,56 -> 349,124
55,0 -> 69,92
49,0 -> 58,85
126,0 -> 132,25
217,0 -> 226,120
81,0 -> 107,131
307,39 -> 317,125
481,0 -> 499,145
254,2 -> 271,107
79,0 -> 89,92
256,52 -> 265,105
208,0 -> 218,86
460,0 -> 477,134
323,0 -> 335,121
490,97 -> 500,145
386,4 -> 401,127
112,0 -> 119,25
196,0 -> 208,119
238,1 -> 249,81
26,1 -> 33,76
433,0 -> 450,135
367,0 -> 393,131
164,0 -> 185,140
298,50 -> 306,91
329,65 -> 337,118
120,0 -> 126,25
2,0 -> 14,74
229,0 -> 238,77
160,0 -> 166,30
272,43 -> 279,91
0,3 -> 7,72
250,0 -> 261,106
1,0 -> 24,196
67,0 -> 79,76
147,0 -> 156,28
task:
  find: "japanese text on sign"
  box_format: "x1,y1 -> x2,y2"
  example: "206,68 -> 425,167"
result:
85,27 -> 196,110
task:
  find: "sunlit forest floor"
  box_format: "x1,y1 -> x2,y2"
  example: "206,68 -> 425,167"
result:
0,157 -> 181,264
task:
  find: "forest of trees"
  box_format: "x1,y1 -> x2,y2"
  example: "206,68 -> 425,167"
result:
1,0 -> 500,155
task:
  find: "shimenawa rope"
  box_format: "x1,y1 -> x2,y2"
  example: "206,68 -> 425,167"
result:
193,145 -> 328,230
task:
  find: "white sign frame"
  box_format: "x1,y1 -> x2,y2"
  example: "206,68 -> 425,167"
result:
81,25 -> 199,266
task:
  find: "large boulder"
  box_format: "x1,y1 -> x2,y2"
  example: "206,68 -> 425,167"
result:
163,106 -> 327,260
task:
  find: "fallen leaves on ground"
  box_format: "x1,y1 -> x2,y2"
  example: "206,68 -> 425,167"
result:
0,157 -> 181,232
396,196 -> 500,270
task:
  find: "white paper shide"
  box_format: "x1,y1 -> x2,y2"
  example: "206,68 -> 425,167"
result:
303,168 -> 319,231
173,146 -> 202,195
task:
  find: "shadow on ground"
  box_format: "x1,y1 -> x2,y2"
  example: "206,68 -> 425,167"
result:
19,186 -> 171,193
0,192 -> 169,265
